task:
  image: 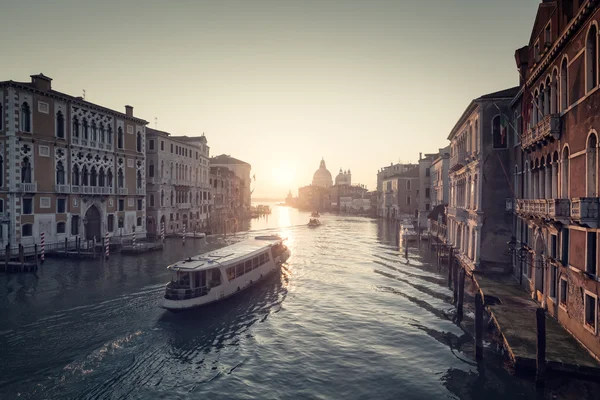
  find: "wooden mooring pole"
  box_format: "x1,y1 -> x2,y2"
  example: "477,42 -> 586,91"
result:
535,307 -> 546,387
447,248 -> 453,288
5,244 -> 9,271
19,244 -> 24,270
453,262 -> 459,305
456,268 -> 466,323
34,244 -> 39,268
475,292 -> 484,360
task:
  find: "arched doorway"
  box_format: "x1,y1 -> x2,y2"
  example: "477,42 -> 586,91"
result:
534,231 -> 545,297
147,217 -> 155,237
84,205 -> 101,241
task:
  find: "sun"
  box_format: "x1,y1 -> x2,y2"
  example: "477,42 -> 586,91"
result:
271,164 -> 295,187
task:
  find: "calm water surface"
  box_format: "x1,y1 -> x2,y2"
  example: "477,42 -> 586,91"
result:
1,206 -> 599,399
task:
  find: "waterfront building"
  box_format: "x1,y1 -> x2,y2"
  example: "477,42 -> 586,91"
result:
297,184 -> 330,211
145,128 -> 210,236
513,0 -> 600,358
0,74 -> 147,247
210,154 -> 252,211
209,166 -> 242,233
430,146 -> 450,207
381,165 -> 419,220
376,163 -> 418,218
417,152 -> 438,228
447,87 -> 519,272
330,183 -> 368,212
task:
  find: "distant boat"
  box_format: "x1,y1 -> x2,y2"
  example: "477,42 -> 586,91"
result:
308,218 -> 321,227
177,232 -> 206,239
311,212 -> 320,217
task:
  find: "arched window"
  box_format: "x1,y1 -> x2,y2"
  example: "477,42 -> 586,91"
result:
539,85 -> 545,119
136,132 -> 142,152
82,166 -> 89,186
161,190 -> 164,207
552,151 -> 559,198
72,165 -> 80,186
0,156 -> 3,187
588,133 -> 598,197
170,163 -> 173,178
0,103 -> 3,130
552,70 -> 559,114
149,193 -> 155,207
117,127 -> 124,149
561,147 -> 570,198
149,162 -> 154,177
137,170 -> 142,188
514,165 -> 519,199
56,111 -> 65,138
586,24 -> 598,92
117,169 -> 124,188
492,115 -> 507,149
21,102 -> 31,132
21,157 -> 32,183
533,89 -> 539,125
545,77 -> 551,115
170,190 -> 174,206
161,160 -> 164,178
107,169 -> 113,187
99,123 -> 105,143
107,126 -> 113,145
82,118 -> 88,139
99,167 -> 106,187
56,161 -> 65,185
561,58 -> 569,111
72,116 -> 80,137
91,121 -> 97,142
90,167 -> 97,186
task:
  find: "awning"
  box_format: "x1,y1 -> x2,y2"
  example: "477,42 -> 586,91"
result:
427,204 -> 447,224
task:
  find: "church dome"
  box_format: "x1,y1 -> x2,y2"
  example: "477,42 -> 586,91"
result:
312,159 -> 333,188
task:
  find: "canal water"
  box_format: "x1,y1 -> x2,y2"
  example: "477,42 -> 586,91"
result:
1,206 -> 599,399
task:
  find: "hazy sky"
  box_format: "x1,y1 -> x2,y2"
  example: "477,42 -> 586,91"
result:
2,0 -> 540,198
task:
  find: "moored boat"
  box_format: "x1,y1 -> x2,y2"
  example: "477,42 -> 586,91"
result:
311,212 -> 320,217
176,232 -> 207,239
308,218 -> 321,227
160,235 -> 290,312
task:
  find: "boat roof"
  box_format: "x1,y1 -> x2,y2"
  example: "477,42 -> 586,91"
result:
167,235 -> 285,272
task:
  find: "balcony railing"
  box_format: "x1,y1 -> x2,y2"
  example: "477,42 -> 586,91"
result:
447,206 -> 468,222
179,202 -> 191,209
450,151 -> 467,171
136,187 -> 145,195
117,188 -> 128,195
547,199 -> 570,221
571,198 -> 599,227
517,198 -> 571,221
72,137 -> 79,145
18,182 -> 37,192
55,184 -> 71,193
522,114 -> 561,150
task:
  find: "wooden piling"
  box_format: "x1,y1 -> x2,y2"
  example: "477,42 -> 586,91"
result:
34,244 -> 39,268
5,244 -> 9,271
65,237 -> 68,254
453,262 -> 459,305
447,248 -> 453,288
475,292 -> 484,360
77,237 -> 81,254
535,307 -> 546,387
19,245 -> 24,270
456,268 -> 466,323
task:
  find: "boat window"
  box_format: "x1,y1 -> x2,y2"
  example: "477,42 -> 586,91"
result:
244,260 -> 252,273
253,256 -> 259,268
226,267 -> 235,281
235,263 -> 244,278
171,271 -> 190,288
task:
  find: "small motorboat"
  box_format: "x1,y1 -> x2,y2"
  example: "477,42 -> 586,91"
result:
399,224 -> 418,242
308,218 -> 321,227
177,232 -> 207,239
311,212 -> 320,218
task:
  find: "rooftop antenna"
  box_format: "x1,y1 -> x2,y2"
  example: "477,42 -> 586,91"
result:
82,89 -> 86,100
154,117 -> 158,129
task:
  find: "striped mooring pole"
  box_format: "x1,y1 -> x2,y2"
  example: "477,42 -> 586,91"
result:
182,224 -> 186,246
40,232 -> 45,264
105,231 -> 109,259
132,231 -> 136,249
161,221 -> 165,244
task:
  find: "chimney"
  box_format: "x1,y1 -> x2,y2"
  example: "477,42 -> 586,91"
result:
30,73 -> 52,91
419,152 -> 422,160
125,105 -> 133,117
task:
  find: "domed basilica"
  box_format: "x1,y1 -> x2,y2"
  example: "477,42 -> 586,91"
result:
312,158 -> 333,188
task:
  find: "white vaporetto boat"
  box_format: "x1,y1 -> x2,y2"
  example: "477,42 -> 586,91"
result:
160,235 -> 290,312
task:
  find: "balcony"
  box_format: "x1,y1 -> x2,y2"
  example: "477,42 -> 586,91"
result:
72,137 -> 79,145
447,206 -> 468,222
18,182 -> 37,192
517,198 -> 571,222
521,114 -> 561,151
547,199 -> 570,222
117,188 -> 128,195
179,203 -> 191,209
571,198 -> 599,228
55,184 -> 71,193
136,187 -> 145,195
450,151 -> 467,172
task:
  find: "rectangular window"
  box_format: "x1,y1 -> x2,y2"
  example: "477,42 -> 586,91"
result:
161,140 -> 164,151
118,199 -> 125,211
406,195 -> 411,205
584,292 -> 597,333
560,277 -> 568,307
137,217 -> 142,227
149,139 -> 154,150
586,231 -> 597,275
118,217 -> 124,228
170,143 -> 173,153
425,188 -> 430,198
56,222 -> 66,234
425,203 -> 430,211
22,224 -> 32,237
550,264 -> 557,298
57,198 -> 66,213
425,168 -> 430,177
71,216 -> 79,235
561,228 -> 569,266
551,234 -> 557,259
108,214 -> 114,232
23,198 -> 33,214
128,198 -> 134,207
406,180 -> 411,191
137,199 -> 143,211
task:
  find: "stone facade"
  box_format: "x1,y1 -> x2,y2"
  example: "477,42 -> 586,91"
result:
381,165 -> 419,220
430,146 -> 450,207
0,74 -> 147,247
210,155 -> 252,211
145,128 -> 211,237
513,0 -> 600,358
376,163 -> 418,218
